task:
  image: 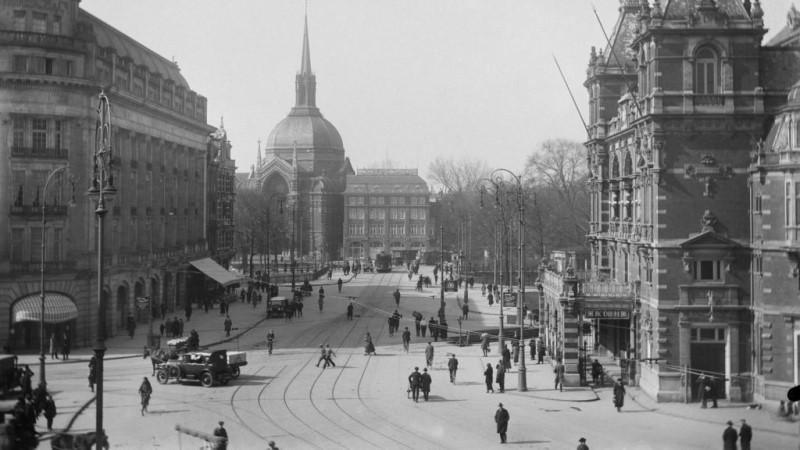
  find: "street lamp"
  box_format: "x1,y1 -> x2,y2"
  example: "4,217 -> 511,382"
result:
39,165 -> 77,388
479,179 -> 506,353
87,91 -> 116,447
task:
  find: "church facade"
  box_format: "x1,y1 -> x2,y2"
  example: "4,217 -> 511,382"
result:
238,15 -> 352,264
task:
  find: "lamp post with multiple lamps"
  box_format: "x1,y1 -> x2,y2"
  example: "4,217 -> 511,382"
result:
88,91 -> 116,447
38,165 -> 78,388
479,178 -> 507,353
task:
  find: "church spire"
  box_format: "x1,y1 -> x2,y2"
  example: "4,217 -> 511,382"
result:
294,9 -> 317,111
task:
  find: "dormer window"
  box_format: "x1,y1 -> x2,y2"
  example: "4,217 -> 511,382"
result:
32,12 -> 46,34
13,11 -> 25,31
694,47 -> 718,94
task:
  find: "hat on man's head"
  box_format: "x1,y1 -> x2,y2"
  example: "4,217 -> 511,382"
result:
498,402 -> 503,407
726,420 -> 733,425
414,366 -> 419,370
219,421 -> 224,426
423,368 -> 428,372
579,438 -> 586,442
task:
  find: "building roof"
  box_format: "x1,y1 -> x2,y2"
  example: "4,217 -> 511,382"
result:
345,169 -> 429,194
662,0 -> 750,21
598,2 -> 639,68
79,10 -> 191,90
766,5 -> 800,47
265,113 -> 344,151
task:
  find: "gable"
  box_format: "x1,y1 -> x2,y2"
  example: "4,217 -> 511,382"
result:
679,231 -> 740,249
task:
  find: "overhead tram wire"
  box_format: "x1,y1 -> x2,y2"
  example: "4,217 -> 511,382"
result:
552,53 -> 591,140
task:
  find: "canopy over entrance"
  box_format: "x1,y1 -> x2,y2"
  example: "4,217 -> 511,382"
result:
189,258 -> 240,286
12,293 -> 78,323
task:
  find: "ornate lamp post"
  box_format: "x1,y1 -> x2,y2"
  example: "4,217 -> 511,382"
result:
88,91 -> 116,447
39,165 -> 77,387
479,179 -> 506,352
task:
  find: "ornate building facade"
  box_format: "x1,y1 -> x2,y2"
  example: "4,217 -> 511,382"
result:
0,0 -> 224,349
238,14 -> 352,263
207,119 -> 237,268
343,169 -> 432,260
541,0 -> 800,403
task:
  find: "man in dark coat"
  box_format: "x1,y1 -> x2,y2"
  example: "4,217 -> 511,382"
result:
502,344 -> 512,371
346,302 -> 354,320
495,402 -> 509,444
224,315 -> 232,337
214,421 -> 229,450
738,419 -> 752,450
448,354 -> 459,384
462,303 -> 469,320
722,420 -> 738,450
408,367 -> 422,402
425,342 -> 434,368
698,375 -> 718,408
420,368 -> 432,401
496,360 -> 506,393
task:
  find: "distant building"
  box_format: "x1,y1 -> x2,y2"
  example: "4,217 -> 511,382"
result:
0,1 -> 221,349
541,0 -> 800,403
343,169 -> 431,261
239,14 -> 352,263
207,119 -> 237,268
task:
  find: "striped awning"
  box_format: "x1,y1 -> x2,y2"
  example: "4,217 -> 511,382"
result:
12,293 -> 78,324
189,258 -> 241,286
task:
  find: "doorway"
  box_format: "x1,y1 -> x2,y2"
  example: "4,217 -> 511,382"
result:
690,327 -> 727,401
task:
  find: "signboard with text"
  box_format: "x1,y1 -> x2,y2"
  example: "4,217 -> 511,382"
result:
584,309 -> 630,320
136,297 -> 151,311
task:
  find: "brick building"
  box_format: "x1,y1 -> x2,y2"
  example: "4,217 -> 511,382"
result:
541,0 -> 800,403
1,1 -> 225,349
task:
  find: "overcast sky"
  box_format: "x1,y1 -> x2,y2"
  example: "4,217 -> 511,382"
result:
80,0 -> 795,182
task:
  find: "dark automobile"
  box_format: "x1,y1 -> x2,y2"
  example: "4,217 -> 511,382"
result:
155,350 -> 235,387
266,296 -> 289,318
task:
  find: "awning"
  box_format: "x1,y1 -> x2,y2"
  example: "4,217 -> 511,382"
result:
13,293 -> 78,324
189,258 -> 241,286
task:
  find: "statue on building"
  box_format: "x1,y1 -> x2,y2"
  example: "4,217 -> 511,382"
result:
701,209 -> 717,233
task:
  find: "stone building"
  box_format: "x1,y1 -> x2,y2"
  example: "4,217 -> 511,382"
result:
343,169 -> 432,261
541,0 -> 800,403
239,14 -> 352,264
206,119 -> 237,268
1,1 -> 223,349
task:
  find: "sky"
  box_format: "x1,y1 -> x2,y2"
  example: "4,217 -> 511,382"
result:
80,0 -> 796,183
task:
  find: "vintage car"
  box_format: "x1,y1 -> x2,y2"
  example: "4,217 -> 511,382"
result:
266,296 -> 289,318
155,349 -> 245,387
0,355 -> 19,398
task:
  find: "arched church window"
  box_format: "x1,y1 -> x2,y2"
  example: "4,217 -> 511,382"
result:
694,47 -> 718,95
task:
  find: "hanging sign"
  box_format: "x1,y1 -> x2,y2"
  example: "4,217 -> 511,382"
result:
584,309 -> 630,320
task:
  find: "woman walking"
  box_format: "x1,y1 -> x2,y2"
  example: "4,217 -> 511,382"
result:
613,378 -> 625,412
481,333 -> 490,357
49,333 -> 59,360
484,363 -> 494,393
139,376 -> 152,416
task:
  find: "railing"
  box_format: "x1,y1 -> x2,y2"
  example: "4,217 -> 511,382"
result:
0,30 -> 78,50
694,95 -> 724,107
10,204 -> 68,216
11,146 -> 69,159
11,260 -> 77,273
541,268 -> 641,300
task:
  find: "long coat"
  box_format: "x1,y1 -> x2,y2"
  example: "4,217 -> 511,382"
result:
495,407 -> 510,434
496,364 -> 505,383
420,373 -> 432,392
613,382 -> 625,408
484,366 -> 494,384
722,426 -> 738,450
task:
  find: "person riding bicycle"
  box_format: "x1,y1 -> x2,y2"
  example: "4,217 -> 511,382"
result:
139,376 -> 152,415
266,330 -> 275,355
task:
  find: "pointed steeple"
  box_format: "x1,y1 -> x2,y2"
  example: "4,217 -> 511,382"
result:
294,9 -> 317,111
219,116 -> 225,129
257,139 -> 262,168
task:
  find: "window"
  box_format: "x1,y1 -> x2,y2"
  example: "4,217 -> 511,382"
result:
13,118 -> 24,147
390,223 -> 405,235
13,11 -> 25,31
694,260 -> 722,281
694,47 -> 717,94
32,12 -> 46,33
12,170 -> 24,205
11,228 -> 24,262
348,196 -> 364,206
754,192 -> 762,215
370,196 -> 385,205
348,223 -> 364,235
52,15 -> 61,34
31,119 -> 46,149
368,223 -> 385,235
611,190 -> 620,219
691,327 -> 726,342
348,208 -> 365,220
410,223 -> 425,235
30,227 -> 42,262
787,182 -> 793,227
368,209 -> 385,220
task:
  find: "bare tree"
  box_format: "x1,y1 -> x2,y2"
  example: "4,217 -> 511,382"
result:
427,157 -> 491,194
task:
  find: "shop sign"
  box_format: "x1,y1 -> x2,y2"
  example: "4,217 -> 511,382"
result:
136,297 -> 151,310
585,309 -> 629,320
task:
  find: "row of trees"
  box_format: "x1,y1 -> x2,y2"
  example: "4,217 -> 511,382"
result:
233,189 -> 290,278
426,138 -> 589,273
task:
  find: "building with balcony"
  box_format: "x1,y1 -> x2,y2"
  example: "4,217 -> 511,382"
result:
343,169 -> 432,261
0,0 -> 223,350
540,0 -> 800,403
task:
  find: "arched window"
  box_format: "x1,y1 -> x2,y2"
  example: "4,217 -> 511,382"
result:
694,47 -> 718,94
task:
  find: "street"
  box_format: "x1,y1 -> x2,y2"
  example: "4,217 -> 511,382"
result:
26,268 -> 799,449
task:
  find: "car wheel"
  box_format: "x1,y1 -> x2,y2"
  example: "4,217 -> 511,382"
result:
168,365 -> 180,378
156,370 -> 168,385
231,366 -> 240,378
200,372 -> 214,387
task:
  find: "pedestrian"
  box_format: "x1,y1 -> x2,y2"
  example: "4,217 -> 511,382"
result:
324,344 -> 336,368
481,284 -> 486,296
393,288 -> 401,307
577,437 -> 589,450
723,420 -> 738,450
337,278 -> 343,292
537,337 -> 544,364
528,339 -> 535,363
49,333 -> 59,360
126,313 -> 136,339
43,394 -> 56,430
402,327 -> 411,353
214,421 -> 229,450
20,365 -> 33,397
495,402 -> 509,444
738,419 -> 752,450
496,359 -> 506,393
224,315 -> 232,337
364,331 -> 376,356
185,303 -> 192,322
88,356 -> 97,393
462,302 -> 469,320
481,333 -> 490,357
698,375 -> 718,408
554,358 -> 565,392
448,354 -> 459,384
420,317 -> 428,337
139,376 -> 152,416
431,318 -> 439,342
61,331 -> 70,360
484,363 -> 494,393
591,359 -> 604,386
346,302 -> 354,320
179,318 -> 184,337
408,367 -> 422,402
268,440 -> 279,450
414,314 -> 421,337
512,337 -> 520,364
316,344 -> 327,367
165,317 -> 173,337
613,378 -> 625,412
318,287 -> 325,312
488,292 -> 494,306
420,367 -> 432,401
172,316 -> 180,337
425,342 -> 434,368
159,322 -> 165,337
502,344 -> 511,371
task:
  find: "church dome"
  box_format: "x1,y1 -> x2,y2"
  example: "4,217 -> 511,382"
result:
265,112 -> 344,151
